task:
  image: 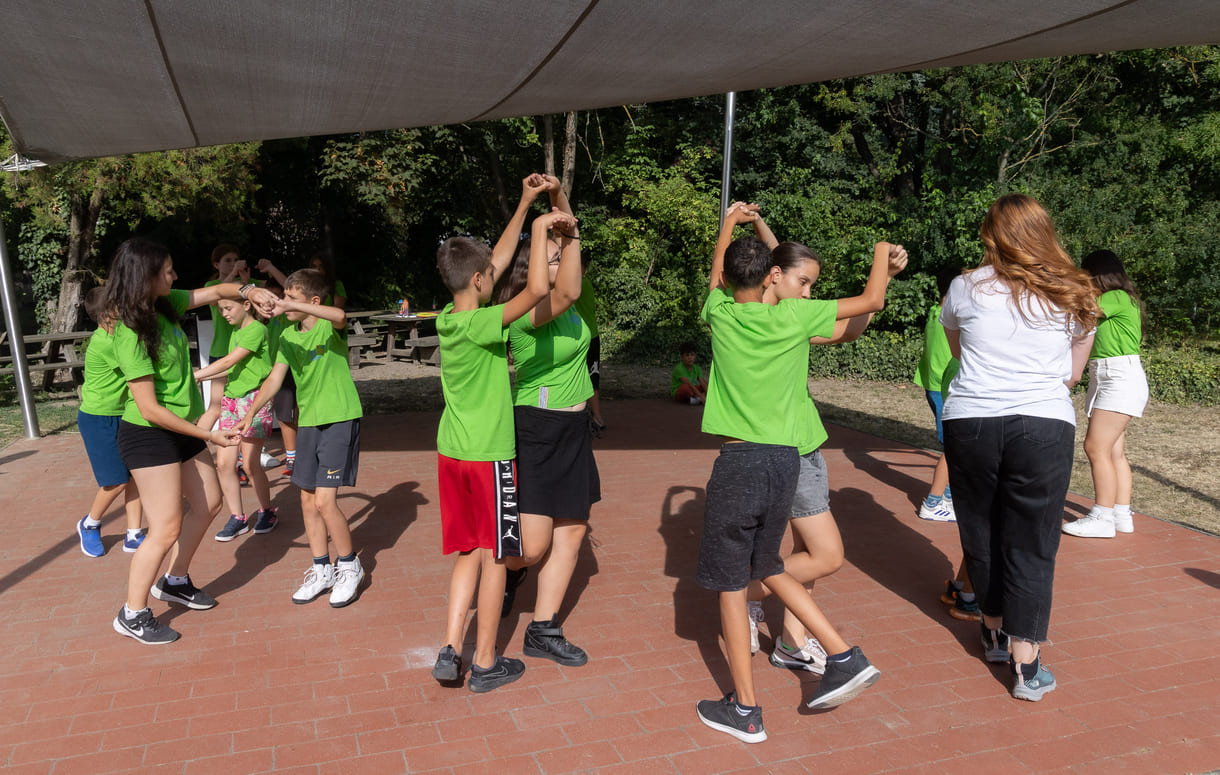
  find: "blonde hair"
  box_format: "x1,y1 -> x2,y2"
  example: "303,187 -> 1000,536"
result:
975,194 -> 1098,331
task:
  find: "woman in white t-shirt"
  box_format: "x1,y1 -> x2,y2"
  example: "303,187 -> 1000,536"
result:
940,194 -> 1098,702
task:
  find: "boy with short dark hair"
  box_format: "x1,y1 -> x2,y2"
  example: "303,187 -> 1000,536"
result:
431,208 -> 569,693
238,268 -> 365,607
694,203 -> 906,743
671,340 -> 708,404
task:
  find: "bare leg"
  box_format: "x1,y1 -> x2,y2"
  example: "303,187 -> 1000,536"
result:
533,519 -> 586,621
443,552 -> 480,650
506,512 -> 554,570
299,489 -> 331,558
167,451 -> 224,576
125,463 -> 183,610
720,589 -> 756,705
474,550 -> 506,668
760,570 -> 850,656
122,480 -> 143,532
215,443 -> 242,517
779,513 -> 844,646
88,484 -> 127,523
1112,430 -> 1133,506
313,486 -> 353,557
1084,409 -> 1133,508
929,453 -> 950,498
242,438 -> 271,510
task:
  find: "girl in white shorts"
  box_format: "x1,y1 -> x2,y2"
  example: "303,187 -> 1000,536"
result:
1063,250 -> 1149,539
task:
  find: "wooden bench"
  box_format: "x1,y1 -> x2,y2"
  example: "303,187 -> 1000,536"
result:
0,330 -> 91,390
347,335 -> 378,368
404,335 -> 441,366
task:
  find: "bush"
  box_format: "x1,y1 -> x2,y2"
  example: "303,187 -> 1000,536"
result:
808,330 -> 924,382
1142,345 -> 1220,405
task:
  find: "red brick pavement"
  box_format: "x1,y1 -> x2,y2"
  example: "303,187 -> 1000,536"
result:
0,399 -> 1217,774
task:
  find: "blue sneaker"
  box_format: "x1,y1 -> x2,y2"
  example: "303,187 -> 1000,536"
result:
122,530 -> 146,553
214,515 -> 250,542
77,517 -> 104,558
1011,657 -> 1057,701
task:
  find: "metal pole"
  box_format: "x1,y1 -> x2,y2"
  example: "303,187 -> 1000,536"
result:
0,211 -> 40,438
719,92 -> 736,220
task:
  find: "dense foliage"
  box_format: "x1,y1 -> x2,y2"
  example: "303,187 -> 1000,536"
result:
2,47 -> 1217,403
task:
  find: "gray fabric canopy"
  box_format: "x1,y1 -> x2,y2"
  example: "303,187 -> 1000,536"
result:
3,0 -> 1220,164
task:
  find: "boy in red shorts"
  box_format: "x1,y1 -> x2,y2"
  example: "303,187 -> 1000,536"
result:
430,207 -> 566,692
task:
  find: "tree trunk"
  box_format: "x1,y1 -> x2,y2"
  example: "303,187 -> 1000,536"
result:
543,115 -> 556,177
563,111 -> 577,201
44,187 -> 102,388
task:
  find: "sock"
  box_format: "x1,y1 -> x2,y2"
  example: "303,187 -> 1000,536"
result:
1016,655 -> 1041,680
734,701 -> 757,716
924,494 -> 943,507
1115,504 -> 1132,517
83,515 -> 102,528
126,528 -> 141,540
1093,505 -> 1115,521
237,452 -> 243,464
164,573 -> 189,586
286,450 -> 296,460
233,513 -> 247,522
959,591 -> 976,603
313,555 -> 331,567
828,648 -> 853,663
336,552 -> 357,564
776,636 -> 797,653
949,579 -> 964,592
943,486 -> 952,500
123,605 -> 148,619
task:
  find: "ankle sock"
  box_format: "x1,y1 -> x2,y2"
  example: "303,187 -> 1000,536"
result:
1090,505 -> 1115,520
83,515 -> 102,528
285,450 -> 296,460
125,528 -> 141,540
828,648 -> 853,663
313,555 -> 331,567
124,605 -> 147,619
1115,504 -> 1132,517
734,701 -> 757,716
943,486 -> 952,500
164,573 -> 189,586
336,552 -> 356,564
959,591 -> 976,602
924,494 -> 943,507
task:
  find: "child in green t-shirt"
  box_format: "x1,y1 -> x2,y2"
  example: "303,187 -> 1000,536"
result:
196,244 -> 249,436
238,268 -> 365,608
193,296 -> 277,541
430,208 -> 565,694
693,202 -> 905,743
671,341 -> 708,404
75,287 -> 145,558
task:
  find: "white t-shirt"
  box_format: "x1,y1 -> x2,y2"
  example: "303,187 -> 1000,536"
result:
940,264 -> 1086,425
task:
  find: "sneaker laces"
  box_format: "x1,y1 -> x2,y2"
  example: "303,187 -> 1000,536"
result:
334,564 -> 360,583
802,636 -> 828,661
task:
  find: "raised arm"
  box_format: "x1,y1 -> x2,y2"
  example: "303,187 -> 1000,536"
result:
186,282 -> 243,309
543,173 -> 573,216
256,259 -> 290,288
812,312 -> 876,345
527,211 -> 582,327
194,347 -> 254,382
502,210 -> 566,326
710,202 -> 760,292
490,174 -> 550,280
833,242 -> 908,321
752,212 -> 780,249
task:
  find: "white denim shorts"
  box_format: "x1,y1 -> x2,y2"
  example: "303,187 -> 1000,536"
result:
1086,355 -> 1149,418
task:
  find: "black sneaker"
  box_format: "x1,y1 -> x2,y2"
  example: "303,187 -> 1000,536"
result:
252,508 -> 278,534
523,617 -> 588,666
432,645 -> 462,683
151,577 -> 218,610
806,645 -> 881,709
501,567 -> 528,618
981,623 -> 1011,663
695,693 -> 766,743
112,606 -> 179,645
468,655 -> 526,693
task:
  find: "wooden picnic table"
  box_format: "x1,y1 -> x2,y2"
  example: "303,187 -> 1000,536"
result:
369,312 -> 441,366
0,329 -> 92,390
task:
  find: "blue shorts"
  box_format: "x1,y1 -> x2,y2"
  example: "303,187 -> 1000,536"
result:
924,390 -> 946,446
791,450 -> 831,518
78,411 -> 130,487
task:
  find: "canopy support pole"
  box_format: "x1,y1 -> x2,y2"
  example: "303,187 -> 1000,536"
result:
0,211 -> 40,439
719,91 -> 736,219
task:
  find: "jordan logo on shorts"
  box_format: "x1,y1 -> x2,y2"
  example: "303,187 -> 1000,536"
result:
495,460 -> 521,559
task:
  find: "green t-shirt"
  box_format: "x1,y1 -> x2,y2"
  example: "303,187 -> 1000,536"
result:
1091,290 -> 1142,359
265,314 -> 290,361
509,307 -> 593,409
700,288 -> 836,447
436,303 -> 515,461
671,361 -> 703,396
913,303 -> 959,394
79,327 -> 128,416
113,289 -> 204,426
205,279 -> 233,358
573,277 -> 599,334
225,320 -> 272,399
275,317 -> 362,426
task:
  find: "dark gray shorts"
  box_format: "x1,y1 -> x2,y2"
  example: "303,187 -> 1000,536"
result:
696,442 -> 799,592
791,449 -> 830,518
292,419 -> 360,490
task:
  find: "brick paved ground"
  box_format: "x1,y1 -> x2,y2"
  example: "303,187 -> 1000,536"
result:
0,399 -> 1217,774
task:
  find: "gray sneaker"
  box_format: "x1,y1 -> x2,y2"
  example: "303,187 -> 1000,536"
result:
1011,657 -> 1057,701
806,646 -> 881,709
113,606 -> 179,645
981,624 -> 1010,663
151,577 -> 217,610
696,693 -> 766,743
432,645 -> 462,683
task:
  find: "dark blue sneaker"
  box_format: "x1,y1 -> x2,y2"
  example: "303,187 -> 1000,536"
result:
1011,657 -> 1057,701
468,655 -> 525,693
252,508 -> 278,534
214,515 -> 249,542
696,693 -> 766,743
77,517 -> 104,558
151,576 -> 217,610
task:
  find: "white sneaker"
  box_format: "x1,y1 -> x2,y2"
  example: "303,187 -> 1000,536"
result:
1114,510 -> 1134,533
260,451 -> 279,468
747,601 -> 764,654
918,498 -> 956,522
293,563 -> 335,604
330,557 -> 365,608
1062,514 -> 1116,538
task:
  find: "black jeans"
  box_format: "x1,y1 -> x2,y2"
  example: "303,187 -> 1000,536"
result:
943,415 -> 1075,642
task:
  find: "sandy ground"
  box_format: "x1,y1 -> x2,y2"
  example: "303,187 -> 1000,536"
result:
350,357 -> 1220,536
